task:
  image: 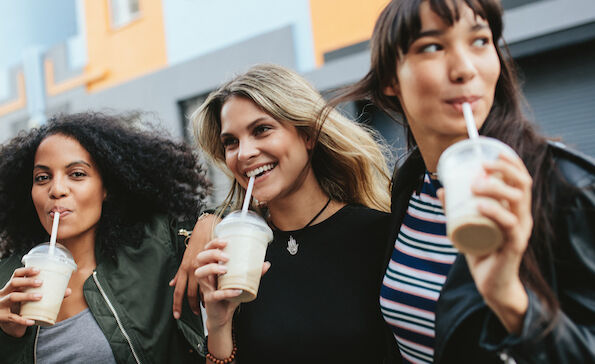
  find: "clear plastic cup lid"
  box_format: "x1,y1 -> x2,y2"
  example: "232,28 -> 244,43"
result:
215,210 -> 273,240
437,136 -> 517,180
22,242 -> 77,270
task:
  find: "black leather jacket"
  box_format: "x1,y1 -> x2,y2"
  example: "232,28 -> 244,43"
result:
384,142 -> 595,363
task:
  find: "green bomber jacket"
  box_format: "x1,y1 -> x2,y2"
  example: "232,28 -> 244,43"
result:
0,215 -> 206,364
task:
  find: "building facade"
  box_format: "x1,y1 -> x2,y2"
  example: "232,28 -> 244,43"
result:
1,0 -> 594,202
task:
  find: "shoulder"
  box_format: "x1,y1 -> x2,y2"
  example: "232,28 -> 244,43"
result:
549,141 -> 595,189
0,252 -> 24,286
339,204 -> 389,219
139,214 -> 191,253
332,204 -> 391,232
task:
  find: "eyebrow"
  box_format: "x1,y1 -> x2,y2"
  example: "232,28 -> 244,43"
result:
220,116 -> 273,138
33,160 -> 92,170
417,23 -> 488,39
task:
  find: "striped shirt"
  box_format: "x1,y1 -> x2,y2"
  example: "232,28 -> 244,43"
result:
380,173 -> 458,364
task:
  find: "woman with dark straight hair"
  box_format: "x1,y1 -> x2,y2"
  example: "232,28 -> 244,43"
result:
332,0 -> 595,362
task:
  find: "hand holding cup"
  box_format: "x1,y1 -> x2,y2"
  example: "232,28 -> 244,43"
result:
0,267 -> 72,337
194,238 -> 270,331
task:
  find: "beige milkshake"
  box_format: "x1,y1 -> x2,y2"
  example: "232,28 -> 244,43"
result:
216,211 -> 273,303
438,137 -> 517,255
20,243 -> 77,326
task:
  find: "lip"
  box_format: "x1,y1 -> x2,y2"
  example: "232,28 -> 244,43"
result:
445,96 -> 480,112
49,207 -> 72,218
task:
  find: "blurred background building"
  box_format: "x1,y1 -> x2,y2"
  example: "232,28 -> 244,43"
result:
1,0 -> 594,203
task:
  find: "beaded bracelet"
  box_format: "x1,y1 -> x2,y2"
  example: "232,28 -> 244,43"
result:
205,333 -> 237,364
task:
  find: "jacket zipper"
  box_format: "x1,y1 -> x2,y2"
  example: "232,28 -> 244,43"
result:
93,271 -> 142,364
33,326 -> 40,364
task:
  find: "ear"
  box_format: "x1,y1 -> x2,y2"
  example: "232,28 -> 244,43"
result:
304,133 -> 316,151
103,189 -> 108,201
383,82 -> 400,97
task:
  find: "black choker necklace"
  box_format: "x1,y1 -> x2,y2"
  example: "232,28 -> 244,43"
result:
269,197 -> 332,255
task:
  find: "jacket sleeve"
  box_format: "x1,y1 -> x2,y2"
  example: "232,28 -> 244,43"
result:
479,175 -> 595,363
0,254 -> 36,364
0,326 -> 35,364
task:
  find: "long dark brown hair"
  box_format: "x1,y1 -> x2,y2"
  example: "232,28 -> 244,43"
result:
330,0 -> 559,313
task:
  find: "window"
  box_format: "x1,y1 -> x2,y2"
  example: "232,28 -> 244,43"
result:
109,0 -> 140,28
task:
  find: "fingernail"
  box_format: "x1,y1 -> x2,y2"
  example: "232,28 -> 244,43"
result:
220,253 -> 230,260
34,279 -> 42,285
218,265 -> 228,274
31,268 -> 40,273
33,293 -> 42,299
232,290 -> 243,296
173,311 -> 180,319
26,319 -> 35,325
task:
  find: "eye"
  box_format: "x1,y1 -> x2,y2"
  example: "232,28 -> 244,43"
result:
472,37 -> 490,47
70,170 -> 87,178
420,43 -> 442,53
221,137 -> 238,149
34,174 -> 50,183
253,124 -> 272,136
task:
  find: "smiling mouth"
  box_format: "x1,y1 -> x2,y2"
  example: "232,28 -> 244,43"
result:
245,163 -> 277,178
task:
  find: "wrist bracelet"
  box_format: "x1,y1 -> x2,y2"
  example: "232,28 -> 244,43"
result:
205,332 -> 237,364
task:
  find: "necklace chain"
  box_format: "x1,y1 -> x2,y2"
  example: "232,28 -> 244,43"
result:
269,197 -> 332,231
269,197 -> 332,256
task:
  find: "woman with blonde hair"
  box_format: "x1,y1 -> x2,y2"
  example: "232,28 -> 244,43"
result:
191,63 -> 397,363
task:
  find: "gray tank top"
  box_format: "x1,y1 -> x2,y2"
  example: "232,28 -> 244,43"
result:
36,308 -> 117,364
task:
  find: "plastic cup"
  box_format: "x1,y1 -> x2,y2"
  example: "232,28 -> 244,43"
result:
215,210 -> 273,303
437,137 -> 518,255
20,243 -> 77,326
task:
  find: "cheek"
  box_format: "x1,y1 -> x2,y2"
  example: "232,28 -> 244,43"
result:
397,62 -> 436,103
31,188 -> 44,215
484,50 -> 501,90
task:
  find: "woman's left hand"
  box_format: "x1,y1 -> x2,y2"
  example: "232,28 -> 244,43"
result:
438,152 -> 533,333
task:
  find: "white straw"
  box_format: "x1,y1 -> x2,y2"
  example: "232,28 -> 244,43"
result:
462,103 -> 479,139
241,176 -> 255,217
48,212 -> 60,255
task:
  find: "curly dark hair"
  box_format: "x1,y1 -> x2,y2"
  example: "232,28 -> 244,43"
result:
0,112 -> 210,258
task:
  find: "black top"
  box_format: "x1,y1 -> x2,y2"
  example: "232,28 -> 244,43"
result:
235,204 -> 392,363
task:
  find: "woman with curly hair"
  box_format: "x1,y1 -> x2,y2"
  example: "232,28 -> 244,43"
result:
0,112 -> 209,363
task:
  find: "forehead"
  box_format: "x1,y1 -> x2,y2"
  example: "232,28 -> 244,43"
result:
35,134 -> 93,164
220,96 -> 270,132
418,0 -> 485,28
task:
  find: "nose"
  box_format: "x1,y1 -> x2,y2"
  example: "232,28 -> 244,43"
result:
237,138 -> 259,162
448,46 -> 476,84
49,175 -> 69,199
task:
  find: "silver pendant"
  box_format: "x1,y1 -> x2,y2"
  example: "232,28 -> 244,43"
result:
287,235 -> 299,255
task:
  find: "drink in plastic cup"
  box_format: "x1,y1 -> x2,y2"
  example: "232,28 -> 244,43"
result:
20,243 -> 77,326
437,137 -> 518,255
215,210 -> 273,303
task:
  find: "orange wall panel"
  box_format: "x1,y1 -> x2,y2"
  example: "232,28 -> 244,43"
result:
310,0 -> 389,66
84,0 -> 167,91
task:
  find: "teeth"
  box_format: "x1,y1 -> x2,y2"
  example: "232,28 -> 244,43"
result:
246,163 -> 275,178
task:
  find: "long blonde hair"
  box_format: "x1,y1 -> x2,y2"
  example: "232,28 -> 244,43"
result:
192,64 -> 390,213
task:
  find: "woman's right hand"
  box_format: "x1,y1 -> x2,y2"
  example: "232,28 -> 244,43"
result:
194,238 -> 270,331
0,267 -> 42,338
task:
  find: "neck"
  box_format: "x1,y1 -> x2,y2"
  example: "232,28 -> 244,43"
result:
60,232 -> 97,271
267,168 -> 336,231
414,132 -> 467,174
